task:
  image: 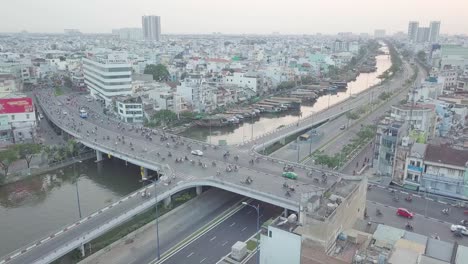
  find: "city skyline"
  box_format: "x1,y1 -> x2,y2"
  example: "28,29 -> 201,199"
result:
1,0 -> 468,35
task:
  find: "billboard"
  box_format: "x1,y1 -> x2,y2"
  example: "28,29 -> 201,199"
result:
0,98 -> 34,114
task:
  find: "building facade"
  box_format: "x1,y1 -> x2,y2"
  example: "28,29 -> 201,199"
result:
421,144 -> 468,199
142,15 -> 161,42
408,21 -> 419,42
83,50 -> 132,106
0,97 -> 36,142
429,21 -> 441,43
115,96 -> 143,123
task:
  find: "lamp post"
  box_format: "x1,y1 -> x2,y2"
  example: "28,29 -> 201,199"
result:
75,175 -> 83,219
424,186 -> 431,217
242,202 -> 260,264
145,178 -> 161,260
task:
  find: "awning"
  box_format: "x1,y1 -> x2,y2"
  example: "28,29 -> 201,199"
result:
403,184 -> 419,191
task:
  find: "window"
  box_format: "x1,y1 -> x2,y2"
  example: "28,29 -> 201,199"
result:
11,115 -> 15,120
410,160 -> 415,166
406,173 -> 413,180
269,230 -> 272,238
414,175 -> 419,182
416,161 -> 421,167
26,114 -> 30,119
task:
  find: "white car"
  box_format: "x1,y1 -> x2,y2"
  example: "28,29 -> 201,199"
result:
191,150 -> 203,156
450,225 -> 468,235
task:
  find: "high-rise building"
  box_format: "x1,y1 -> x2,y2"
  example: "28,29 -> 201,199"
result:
83,50 -> 132,106
112,28 -> 143,41
374,29 -> 386,38
142,15 -> 161,41
416,27 -> 430,43
408,21 -> 419,42
429,21 -> 441,43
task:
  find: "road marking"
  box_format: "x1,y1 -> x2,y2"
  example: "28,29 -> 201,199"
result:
187,252 -> 194,258
222,241 -> 228,246
200,258 -> 206,263
247,210 -> 252,215
242,227 -> 247,232
230,222 -> 236,227
210,236 -> 216,241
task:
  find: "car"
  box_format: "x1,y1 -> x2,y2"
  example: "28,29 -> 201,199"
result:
191,150 -> 203,156
340,125 -> 346,130
450,225 -> 468,235
396,208 -> 414,219
282,172 -> 298,180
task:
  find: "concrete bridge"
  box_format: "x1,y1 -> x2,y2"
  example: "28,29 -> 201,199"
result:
1,87 -> 366,264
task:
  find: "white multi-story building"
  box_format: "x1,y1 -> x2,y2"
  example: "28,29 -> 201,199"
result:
113,28 -> 143,41
223,71 -> 258,93
83,50 -> 132,106
115,96 -> 143,123
176,74 -> 216,113
390,104 -> 436,138
142,15 -> 161,42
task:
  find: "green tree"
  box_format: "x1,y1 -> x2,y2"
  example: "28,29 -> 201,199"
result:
14,143 -> 42,168
346,111 -> 360,128
144,64 -> 170,81
417,51 -> 427,63
151,110 -> 178,126
0,148 -> 18,177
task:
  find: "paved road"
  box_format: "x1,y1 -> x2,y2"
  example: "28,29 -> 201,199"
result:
80,189 -> 243,264
366,201 -> 468,247
161,202 -> 281,264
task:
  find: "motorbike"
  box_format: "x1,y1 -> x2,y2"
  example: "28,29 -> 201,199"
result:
405,195 -> 413,202
393,196 -> 399,202
376,209 -> 382,216
405,223 -> 413,230
442,208 -> 450,215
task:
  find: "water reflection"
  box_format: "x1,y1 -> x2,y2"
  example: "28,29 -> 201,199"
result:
181,50 -> 391,144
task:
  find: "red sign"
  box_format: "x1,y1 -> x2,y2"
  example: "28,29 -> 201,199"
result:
0,98 -> 34,114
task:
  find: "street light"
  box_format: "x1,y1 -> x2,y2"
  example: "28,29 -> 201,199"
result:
242,202 -> 260,264
424,186 -> 431,217
145,178 -> 161,260
75,175 -> 83,219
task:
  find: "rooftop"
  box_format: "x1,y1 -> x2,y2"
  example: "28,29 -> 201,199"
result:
424,144 -> 468,167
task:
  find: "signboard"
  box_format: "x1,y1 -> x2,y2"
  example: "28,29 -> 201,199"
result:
0,98 -> 34,114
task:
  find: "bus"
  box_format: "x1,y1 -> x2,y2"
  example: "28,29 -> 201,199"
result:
79,109 -> 88,118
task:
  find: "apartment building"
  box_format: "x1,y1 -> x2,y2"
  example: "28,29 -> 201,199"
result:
390,104 -> 436,140
115,96 -> 143,123
421,144 -> 468,199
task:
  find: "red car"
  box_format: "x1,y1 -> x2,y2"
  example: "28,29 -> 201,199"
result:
397,208 -> 414,219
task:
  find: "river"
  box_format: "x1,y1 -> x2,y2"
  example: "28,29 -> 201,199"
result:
181,47 -> 391,144
0,45 -> 391,258
0,159 -> 141,257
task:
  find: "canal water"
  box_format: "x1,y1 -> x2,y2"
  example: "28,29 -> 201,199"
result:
0,159 -> 141,257
0,46 -> 391,258
181,47 -> 391,144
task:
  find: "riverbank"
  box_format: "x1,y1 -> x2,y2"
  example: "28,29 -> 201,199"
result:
1,151 -> 96,186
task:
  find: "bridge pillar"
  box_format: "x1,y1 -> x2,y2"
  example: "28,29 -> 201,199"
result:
283,208 -> 288,217
164,196 -> 171,208
141,167 -> 148,180
96,150 -> 103,162
196,186 -> 203,196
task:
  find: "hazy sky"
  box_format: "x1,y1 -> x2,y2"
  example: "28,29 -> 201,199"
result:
2,0 -> 467,34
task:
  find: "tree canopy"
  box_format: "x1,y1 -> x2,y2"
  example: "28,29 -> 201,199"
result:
0,148 -> 19,178
13,143 -> 42,168
144,64 -> 170,82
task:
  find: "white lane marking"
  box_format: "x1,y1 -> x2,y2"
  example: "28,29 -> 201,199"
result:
247,210 -> 252,215
241,227 -> 247,232
210,236 -> 216,241
187,252 -> 194,258
230,222 -> 236,227
54,230 -> 63,236
200,258 -> 206,263
222,241 -> 228,246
